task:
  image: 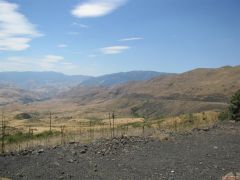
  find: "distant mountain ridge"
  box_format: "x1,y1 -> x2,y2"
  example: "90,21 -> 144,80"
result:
80,71 -> 175,87
0,70 -> 173,105
0,71 -> 91,89
0,71 -> 173,91
0,71 -> 92,99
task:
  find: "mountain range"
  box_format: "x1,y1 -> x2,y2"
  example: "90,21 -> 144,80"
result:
0,70 -> 171,105
0,66 -> 239,118
80,71 -> 174,87
0,71 -> 90,89
59,66 -> 240,117
0,70 -> 169,89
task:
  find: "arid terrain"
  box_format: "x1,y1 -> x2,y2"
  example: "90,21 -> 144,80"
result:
1,66 -> 240,121
0,0 -> 239,179
0,66 -> 239,180
1,121 -> 240,180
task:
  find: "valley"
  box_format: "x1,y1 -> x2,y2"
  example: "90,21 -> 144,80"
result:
1,0 -> 239,179
0,66 -> 239,154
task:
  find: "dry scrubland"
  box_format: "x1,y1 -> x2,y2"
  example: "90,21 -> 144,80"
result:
1,109 -> 219,153
1,66 -> 239,154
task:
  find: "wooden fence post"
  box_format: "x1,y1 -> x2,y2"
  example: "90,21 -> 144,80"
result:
142,124 -> 145,137
49,112 -> 52,132
112,112 -> 115,137
60,126 -> 65,144
1,111 -> 5,154
109,113 -> 112,138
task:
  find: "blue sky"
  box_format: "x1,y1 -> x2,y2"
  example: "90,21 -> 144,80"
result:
0,0 -> 239,75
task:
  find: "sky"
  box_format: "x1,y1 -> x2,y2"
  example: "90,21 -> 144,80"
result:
0,0 -> 239,76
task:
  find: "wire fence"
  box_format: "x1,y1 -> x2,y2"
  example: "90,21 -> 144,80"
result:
1,111 -> 217,154
0,120 -> 161,154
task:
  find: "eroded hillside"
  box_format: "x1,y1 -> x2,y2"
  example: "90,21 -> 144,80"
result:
59,66 -> 240,117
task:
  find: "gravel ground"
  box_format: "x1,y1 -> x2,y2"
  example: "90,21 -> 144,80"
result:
0,121 -> 240,180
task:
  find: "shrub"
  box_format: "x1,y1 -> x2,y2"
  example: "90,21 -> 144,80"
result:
218,111 -> 229,121
15,113 -> 32,120
229,90 -> 240,121
5,130 -> 60,144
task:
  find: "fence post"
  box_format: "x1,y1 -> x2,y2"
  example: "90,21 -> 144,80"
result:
49,112 -> 52,132
112,112 -> 115,137
142,124 -> 145,137
28,125 -> 33,136
1,111 -> 5,154
108,113 -> 112,138
89,120 -> 92,139
60,126 -> 65,145
174,120 -> 177,131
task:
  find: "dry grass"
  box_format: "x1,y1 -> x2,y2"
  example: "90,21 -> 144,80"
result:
152,111 -> 219,132
1,111 -> 220,153
102,117 -> 144,125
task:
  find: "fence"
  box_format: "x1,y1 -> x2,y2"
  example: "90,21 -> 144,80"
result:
0,120 -> 160,154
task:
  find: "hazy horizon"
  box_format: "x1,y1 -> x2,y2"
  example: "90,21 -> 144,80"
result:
0,64 -> 239,76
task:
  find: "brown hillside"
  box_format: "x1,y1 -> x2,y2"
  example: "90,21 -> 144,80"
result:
60,66 -> 240,117
0,86 -> 41,106
114,66 -> 240,102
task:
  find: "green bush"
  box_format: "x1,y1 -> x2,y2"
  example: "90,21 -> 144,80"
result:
229,90 -> 240,121
15,113 -> 32,120
5,132 -> 31,143
218,111 -> 229,121
5,130 -> 60,144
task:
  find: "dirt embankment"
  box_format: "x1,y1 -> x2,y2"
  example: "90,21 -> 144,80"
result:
0,121 -> 240,180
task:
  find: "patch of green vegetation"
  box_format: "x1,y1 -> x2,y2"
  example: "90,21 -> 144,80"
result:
229,90 -> 240,121
218,111 -> 229,121
4,132 -> 30,144
29,112 -> 41,122
15,113 -> 32,120
35,131 -> 60,139
3,131 -> 61,144
130,122 -> 144,128
156,115 -> 166,120
130,107 -> 141,118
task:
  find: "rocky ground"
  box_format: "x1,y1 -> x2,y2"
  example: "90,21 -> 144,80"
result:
0,121 -> 240,180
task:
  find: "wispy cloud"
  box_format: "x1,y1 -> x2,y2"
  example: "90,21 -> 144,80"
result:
101,46 -> 130,55
58,44 -> 68,48
0,55 -> 75,73
71,0 -> 127,18
43,55 -> 64,63
72,22 -> 89,28
119,37 -> 144,42
40,55 -> 76,71
0,0 -> 41,51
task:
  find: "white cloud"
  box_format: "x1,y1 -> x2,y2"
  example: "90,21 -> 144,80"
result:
58,44 -> 68,48
71,0 -> 127,18
119,37 -> 144,42
0,0 -> 41,51
72,22 -> 89,28
43,55 -> 64,63
0,55 -> 76,74
101,46 -> 130,54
